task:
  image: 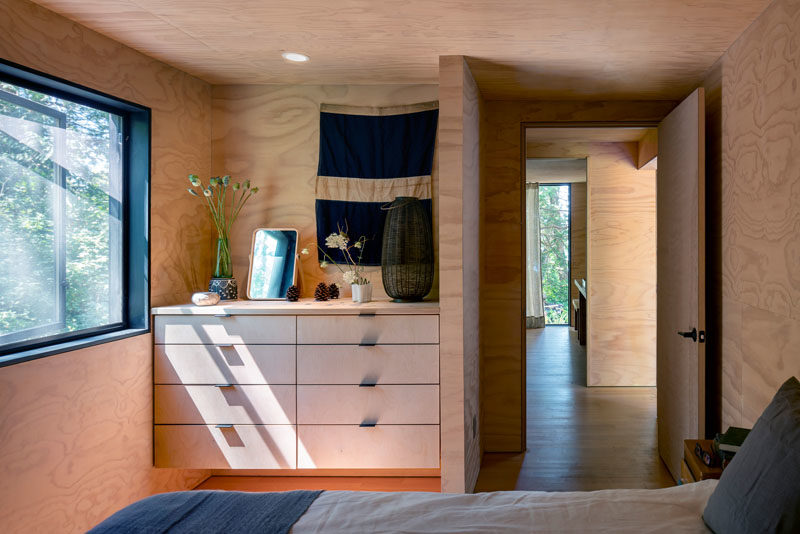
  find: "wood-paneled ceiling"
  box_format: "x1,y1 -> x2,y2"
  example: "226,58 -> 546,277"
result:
28,0 -> 770,99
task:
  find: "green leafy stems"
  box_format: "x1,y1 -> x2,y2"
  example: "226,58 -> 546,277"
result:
187,174 -> 259,278
187,174 -> 258,238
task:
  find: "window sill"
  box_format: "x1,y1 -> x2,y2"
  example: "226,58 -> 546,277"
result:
0,328 -> 149,368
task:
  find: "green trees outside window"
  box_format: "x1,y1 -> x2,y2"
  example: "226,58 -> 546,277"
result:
0,81 -> 123,347
538,184 -> 570,325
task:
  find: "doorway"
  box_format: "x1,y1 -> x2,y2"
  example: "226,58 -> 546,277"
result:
474,126 -> 672,492
525,158 -> 585,334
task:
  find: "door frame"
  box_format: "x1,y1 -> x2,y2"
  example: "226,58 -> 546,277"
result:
519,121 -> 660,450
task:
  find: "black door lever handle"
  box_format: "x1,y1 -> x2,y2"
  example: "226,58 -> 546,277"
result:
677,328 -> 697,342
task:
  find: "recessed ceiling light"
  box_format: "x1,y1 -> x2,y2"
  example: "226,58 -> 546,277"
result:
282,52 -> 309,63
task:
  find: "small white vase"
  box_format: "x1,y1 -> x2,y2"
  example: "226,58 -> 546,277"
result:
351,283 -> 372,303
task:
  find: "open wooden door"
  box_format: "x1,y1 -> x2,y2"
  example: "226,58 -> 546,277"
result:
656,88 -> 705,482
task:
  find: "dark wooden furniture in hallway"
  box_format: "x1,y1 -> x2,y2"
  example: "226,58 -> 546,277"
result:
474,327 -> 673,492
574,279 -> 587,345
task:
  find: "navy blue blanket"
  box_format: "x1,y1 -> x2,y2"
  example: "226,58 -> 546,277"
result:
89,490 -> 323,534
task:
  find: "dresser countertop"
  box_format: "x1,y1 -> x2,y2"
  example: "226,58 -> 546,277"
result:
152,298 -> 440,316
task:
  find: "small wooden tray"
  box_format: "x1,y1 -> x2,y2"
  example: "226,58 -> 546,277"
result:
684,439 -> 723,481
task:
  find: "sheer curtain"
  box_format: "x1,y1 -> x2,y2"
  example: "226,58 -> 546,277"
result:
526,182 -> 545,328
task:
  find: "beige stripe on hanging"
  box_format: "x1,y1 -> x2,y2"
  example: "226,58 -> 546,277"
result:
315,175 -> 431,203
320,101 -> 439,117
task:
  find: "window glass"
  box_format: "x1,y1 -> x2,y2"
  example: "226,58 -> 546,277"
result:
0,81 -> 123,347
539,184 -> 570,325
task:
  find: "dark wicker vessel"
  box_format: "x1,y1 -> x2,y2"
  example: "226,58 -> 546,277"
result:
381,196 -> 434,302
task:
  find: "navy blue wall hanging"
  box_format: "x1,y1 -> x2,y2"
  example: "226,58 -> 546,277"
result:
315,101 -> 438,266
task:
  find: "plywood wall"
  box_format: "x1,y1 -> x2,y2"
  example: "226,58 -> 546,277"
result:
704,0 -> 800,430
570,182 -> 587,324
481,101 -> 676,451
438,56 -> 483,493
210,84 -> 438,300
525,142 -> 657,387
0,0 -> 212,531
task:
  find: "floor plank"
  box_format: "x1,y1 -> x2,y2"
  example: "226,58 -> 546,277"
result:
195,476 -> 441,493
474,326 -> 674,492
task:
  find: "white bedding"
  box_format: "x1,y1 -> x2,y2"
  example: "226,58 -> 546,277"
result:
292,480 -> 717,533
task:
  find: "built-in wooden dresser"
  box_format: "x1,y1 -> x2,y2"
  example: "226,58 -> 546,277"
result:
152,299 -> 440,471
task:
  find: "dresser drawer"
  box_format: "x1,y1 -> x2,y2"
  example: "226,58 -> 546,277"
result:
297,345 -> 438,384
155,344 -> 296,385
297,385 -> 438,425
155,424 -> 297,469
155,385 -> 296,424
298,425 -> 439,468
154,315 -> 296,344
297,315 -> 438,344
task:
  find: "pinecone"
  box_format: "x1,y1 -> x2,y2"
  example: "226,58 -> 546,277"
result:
314,282 -> 330,301
328,283 -> 340,299
285,284 -> 300,302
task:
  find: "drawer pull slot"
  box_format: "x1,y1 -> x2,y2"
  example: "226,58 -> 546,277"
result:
359,381 -> 377,387
359,421 -> 377,428
359,342 -> 376,347
216,344 -> 234,348
215,424 -> 233,429
214,313 -> 231,318
358,312 -> 376,317
214,384 -> 234,388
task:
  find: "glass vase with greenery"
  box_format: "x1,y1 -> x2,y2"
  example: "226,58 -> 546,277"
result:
187,174 -> 258,279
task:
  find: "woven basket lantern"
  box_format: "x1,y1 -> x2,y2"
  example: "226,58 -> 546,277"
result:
381,196 -> 434,302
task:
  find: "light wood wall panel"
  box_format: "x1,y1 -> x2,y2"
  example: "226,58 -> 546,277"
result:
525,142 -> 657,387
481,101 -> 676,451
210,84 -> 438,300
0,336 -> 208,533
570,182 -> 587,322
0,0 -> 212,532
707,0 -> 800,429
438,56 -> 482,493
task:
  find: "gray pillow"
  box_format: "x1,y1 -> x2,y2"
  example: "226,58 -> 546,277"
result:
703,376 -> 800,533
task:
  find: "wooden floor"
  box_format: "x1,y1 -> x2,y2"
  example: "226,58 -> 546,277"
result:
474,326 -> 674,492
196,476 -> 441,493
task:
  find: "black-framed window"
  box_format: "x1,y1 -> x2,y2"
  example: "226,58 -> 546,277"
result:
0,59 -> 150,367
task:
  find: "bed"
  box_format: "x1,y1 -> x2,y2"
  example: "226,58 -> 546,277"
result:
91,376 -> 800,534
90,480 -> 718,533
294,481 -> 717,533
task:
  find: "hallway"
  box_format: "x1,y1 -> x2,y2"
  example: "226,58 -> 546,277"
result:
474,326 -> 674,492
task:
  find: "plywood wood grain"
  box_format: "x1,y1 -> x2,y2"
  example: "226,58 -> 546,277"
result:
155,424 -> 297,469
707,0 -> 800,432
656,88 -> 705,482
210,84 -> 438,300
0,336 -> 208,533
296,315 -> 438,344
28,0 -> 770,99
637,129 -> 658,169
296,345 -> 439,385
0,1 -> 213,532
481,101 -> 674,452
588,143 -> 657,386
298,425 -> 440,469
570,182 -> 587,322
740,304 -> 800,426
296,385 -> 439,425
438,56 -> 482,493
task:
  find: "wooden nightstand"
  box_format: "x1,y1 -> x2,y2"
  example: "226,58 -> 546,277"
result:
681,439 -> 723,484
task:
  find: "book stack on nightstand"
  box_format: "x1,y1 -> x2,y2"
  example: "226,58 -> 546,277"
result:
713,427 -> 751,469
